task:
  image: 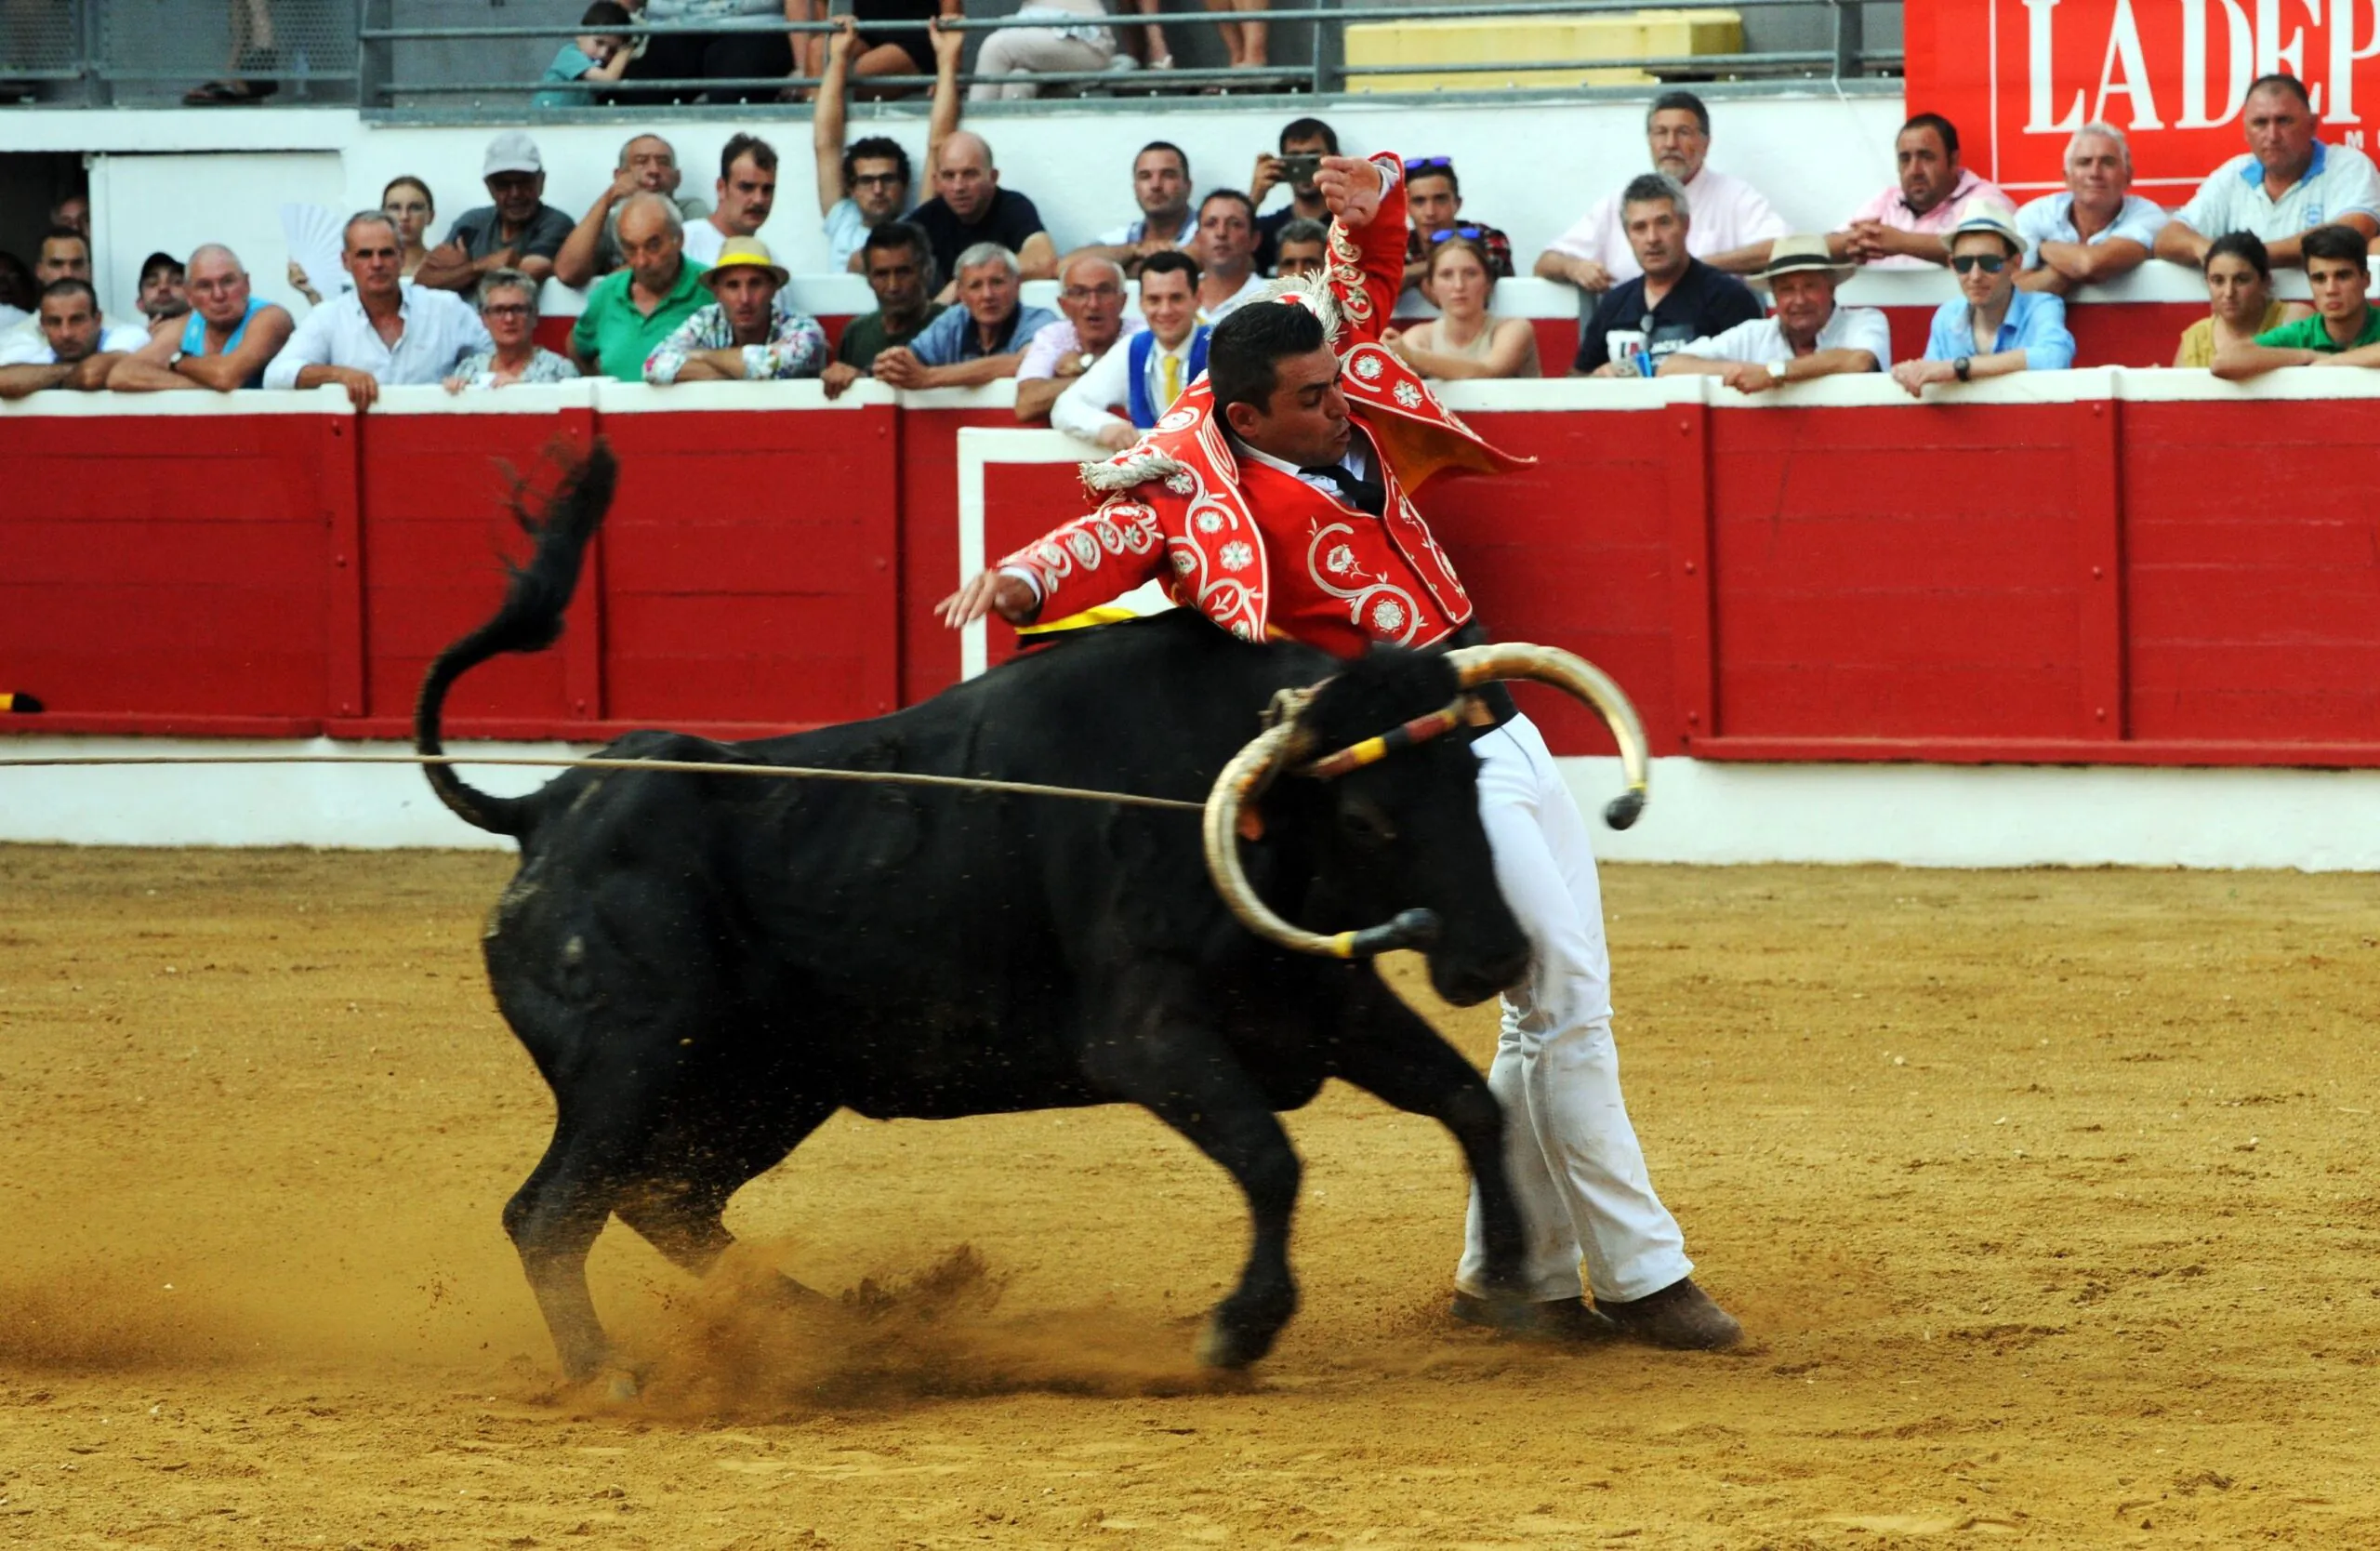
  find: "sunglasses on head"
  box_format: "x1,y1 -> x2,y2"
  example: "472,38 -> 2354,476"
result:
1427,225 -> 1488,243
1950,253 -> 2009,274
1404,155 -> 1454,173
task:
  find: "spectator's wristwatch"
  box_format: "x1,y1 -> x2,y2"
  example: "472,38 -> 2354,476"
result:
1765,359 -> 1787,383
167,350 -> 186,369
1953,355 -> 1973,382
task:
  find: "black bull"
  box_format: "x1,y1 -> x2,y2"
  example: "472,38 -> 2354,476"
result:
416,446 -> 1547,1382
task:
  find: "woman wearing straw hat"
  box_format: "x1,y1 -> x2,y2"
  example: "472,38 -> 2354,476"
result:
1893,202 -> 2076,398
641,238 -> 827,385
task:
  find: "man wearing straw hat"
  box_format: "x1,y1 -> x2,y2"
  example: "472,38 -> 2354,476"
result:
641,237 -> 826,386
940,151 -> 1744,1353
1658,234 -> 1891,391
1893,203 -> 2075,398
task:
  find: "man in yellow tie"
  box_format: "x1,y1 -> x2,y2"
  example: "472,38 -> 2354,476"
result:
1051,250 -> 1213,452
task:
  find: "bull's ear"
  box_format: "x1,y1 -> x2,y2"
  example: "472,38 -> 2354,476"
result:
1236,803 -> 1265,842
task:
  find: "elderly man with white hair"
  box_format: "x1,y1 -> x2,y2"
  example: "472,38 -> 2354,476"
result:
2015,124 -> 2166,294
872,242 -> 1057,391
1013,251 -> 1141,422
108,245 -> 295,392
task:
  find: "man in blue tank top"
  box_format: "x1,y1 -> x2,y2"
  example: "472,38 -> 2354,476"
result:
109,245 -> 294,394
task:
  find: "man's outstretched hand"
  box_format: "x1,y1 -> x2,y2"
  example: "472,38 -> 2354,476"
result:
936,568 -> 1040,629
1314,155 -> 1384,231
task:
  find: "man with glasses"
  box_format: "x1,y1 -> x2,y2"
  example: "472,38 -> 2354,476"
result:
1538,90 -> 1787,297
106,245 -> 294,393
1051,248 -> 1209,449
414,131 -> 574,294
1015,253 -> 1142,422
1400,157 -> 1511,297
1893,204 -> 2074,397
813,16 -> 943,273
264,212 -> 491,409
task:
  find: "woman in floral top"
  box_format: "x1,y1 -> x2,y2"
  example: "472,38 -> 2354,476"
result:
444,269 -> 580,391
641,238 -> 828,384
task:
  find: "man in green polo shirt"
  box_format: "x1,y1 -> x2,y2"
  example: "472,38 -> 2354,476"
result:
2214,222 -> 2380,378
569,192 -> 709,383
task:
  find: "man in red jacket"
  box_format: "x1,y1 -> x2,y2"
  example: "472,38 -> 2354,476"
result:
939,152 -> 1739,1350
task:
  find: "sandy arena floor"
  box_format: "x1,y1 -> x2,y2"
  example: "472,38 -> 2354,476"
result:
3,845 -> 2378,1548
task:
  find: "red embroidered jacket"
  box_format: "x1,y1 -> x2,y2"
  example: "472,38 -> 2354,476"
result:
997,152 -> 1530,659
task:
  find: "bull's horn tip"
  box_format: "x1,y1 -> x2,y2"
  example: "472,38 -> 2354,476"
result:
1603,791 -> 1646,831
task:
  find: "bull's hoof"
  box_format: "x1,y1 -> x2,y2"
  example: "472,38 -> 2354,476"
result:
1194,1311 -> 1277,1370
603,1368 -> 642,1402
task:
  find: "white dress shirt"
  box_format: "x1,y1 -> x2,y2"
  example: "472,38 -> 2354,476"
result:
1545,166 -> 1790,286
682,219 -> 734,266
1049,327 -> 1200,444
0,316 -> 153,365
1200,270 -> 1270,321
262,287 -> 491,390
1674,302 -> 1892,367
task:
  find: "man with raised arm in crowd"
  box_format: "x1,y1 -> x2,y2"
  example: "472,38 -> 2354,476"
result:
264,212 -> 490,409
1400,156 -> 1511,296
2156,74 -> 2380,270
413,131 -> 575,294
1893,204 -> 2075,397
1833,113 -> 2008,269
108,245 -> 294,393
823,222 -> 945,400
683,133 -> 780,269
1250,116 -> 1338,273
1015,253 -> 1140,422
1576,174 -> 1762,377
1194,190 -> 1268,320
1076,141 -> 1199,280
872,242 -> 1056,390
2015,123 -> 2163,294
643,239 -> 826,386
940,151 -> 1743,1356
2214,223 -> 2380,378
1659,235 -> 1889,388
1051,248 -> 1208,449
0,279 -> 150,399
568,193 -> 710,384
552,133 -> 711,288
813,15 -> 949,273
1538,91 -> 1787,298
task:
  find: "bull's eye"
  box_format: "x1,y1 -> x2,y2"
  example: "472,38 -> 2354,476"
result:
1337,802 -> 1397,849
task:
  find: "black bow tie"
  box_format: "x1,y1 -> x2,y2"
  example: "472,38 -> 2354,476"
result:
1300,463 -> 1387,516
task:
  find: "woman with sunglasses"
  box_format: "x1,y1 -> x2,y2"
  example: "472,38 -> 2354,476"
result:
443,270 -> 580,391
1379,234 -> 1540,380
1892,203 -> 2075,398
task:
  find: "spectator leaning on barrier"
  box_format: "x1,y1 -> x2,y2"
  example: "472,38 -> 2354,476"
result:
0,229 -> 101,351
300,177 -> 435,303
2175,232 -> 2300,367
1077,142 -> 1198,279
0,279 -> 151,399
1400,157 -> 1512,297
554,134 -> 712,289
644,239 -> 827,385
909,130 -> 1059,298
1250,117 -> 1338,273
137,253 -> 189,324
813,16 -> 940,274
1272,218 -> 1328,279
1384,234 -> 1539,380
414,132 -> 574,295
2213,224 -> 2380,378
823,222 -> 945,399
109,245 -> 294,393
568,192 -> 711,384
1892,204 -> 2076,398
1835,113 -> 2009,270
445,270 -> 580,391
1538,91 -> 1788,296
1051,248 -> 1208,449
533,2 -> 635,107
2156,74 -> 2380,269
684,134 -> 780,269
2014,124 -> 2164,294
1015,253 -> 1141,422
1659,235 -> 1890,389
1195,190 -> 1267,319
265,213 -> 492,408
1577,174 -> 1763,376
875,242 -> 1057,389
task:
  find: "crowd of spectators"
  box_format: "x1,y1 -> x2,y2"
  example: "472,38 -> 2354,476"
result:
9,58 -> 2380,431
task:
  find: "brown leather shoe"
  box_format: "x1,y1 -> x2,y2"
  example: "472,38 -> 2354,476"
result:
1448,1291 -> 1618,1343
1595,1277 -> 1744,1350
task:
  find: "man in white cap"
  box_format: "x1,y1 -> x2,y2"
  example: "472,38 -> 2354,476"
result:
1658,234 -> 1890,391
1894,204 -> 2076,397
642,238 -> 826,385
415,130 -> 575,295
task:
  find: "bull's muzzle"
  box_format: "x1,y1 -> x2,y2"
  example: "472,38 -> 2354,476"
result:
1201,642 -> 1652,960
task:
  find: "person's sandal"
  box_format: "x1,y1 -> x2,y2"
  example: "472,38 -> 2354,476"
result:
185,45 -> 277,105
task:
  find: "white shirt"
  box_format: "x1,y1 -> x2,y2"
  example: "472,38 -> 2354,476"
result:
262,287 -> 491,390
1675,303 -> 1892,367
1092,210 -> 1197,248
1050,327 -> 1201,444
2013,191 -> 2166,269
0,303 -> 25,333
0,315 -> 152,365
2174,141 -> 2380,241
1545,166 -> 1790,286
682,219 -> 736,266
1200,270 -> 1270,321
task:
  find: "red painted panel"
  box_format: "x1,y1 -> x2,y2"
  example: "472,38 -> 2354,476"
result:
978,460 -> 1109,676
896,406 -> 1015,706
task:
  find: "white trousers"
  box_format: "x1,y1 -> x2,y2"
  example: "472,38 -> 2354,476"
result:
1455,713 -> 1692,1305
967,31 -> 1114,99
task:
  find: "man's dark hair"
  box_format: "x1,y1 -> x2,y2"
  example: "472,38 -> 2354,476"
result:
2246,73 -> 2314,109
1137,139 -> 1190,180
1900,113 -> 1961,158
2302,222 -> 2366,268
1275,217 -> 1328,250
1140,247 -> 1201,287
1407,158 -> 1460,196
1646,89 -> 1710,136
1278,116 -> 1339,154
2205,229 -> 2272,279
139,251 -> 183,284
862,219 -> 936,289
40,276 -> 97,309
580,1 -> 631,23
0,250 -> 32,311
721,132 -> 778,179
1209,301 -> 1326,418
842,135 -> 911,195
41,225 -> 89,257
1200,188 -> 1258,226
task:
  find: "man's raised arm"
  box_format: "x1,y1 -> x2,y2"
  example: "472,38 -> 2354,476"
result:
1312,152 -> 1405,344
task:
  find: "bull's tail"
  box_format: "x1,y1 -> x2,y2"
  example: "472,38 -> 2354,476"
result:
414,440 -> 616,838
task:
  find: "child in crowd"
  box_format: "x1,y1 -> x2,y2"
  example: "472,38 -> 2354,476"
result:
534,2 -> 637,108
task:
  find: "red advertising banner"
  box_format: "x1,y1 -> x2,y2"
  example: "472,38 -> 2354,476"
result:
1905,0 -> 2380,195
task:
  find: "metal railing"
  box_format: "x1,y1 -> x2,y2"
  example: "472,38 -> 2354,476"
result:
0,0 -> 360,106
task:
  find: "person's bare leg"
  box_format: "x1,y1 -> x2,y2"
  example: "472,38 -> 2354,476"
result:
1200,0 -> 1244,66
1233,0 -> 1265,67
1134,0 -> 1171,65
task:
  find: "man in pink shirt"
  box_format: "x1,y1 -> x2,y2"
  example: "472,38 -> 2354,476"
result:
1835,113 -> 2009,269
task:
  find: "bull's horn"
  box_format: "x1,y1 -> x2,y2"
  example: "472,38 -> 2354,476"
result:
1202,719 -> 1442,960
1444,643 -> 1651,830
